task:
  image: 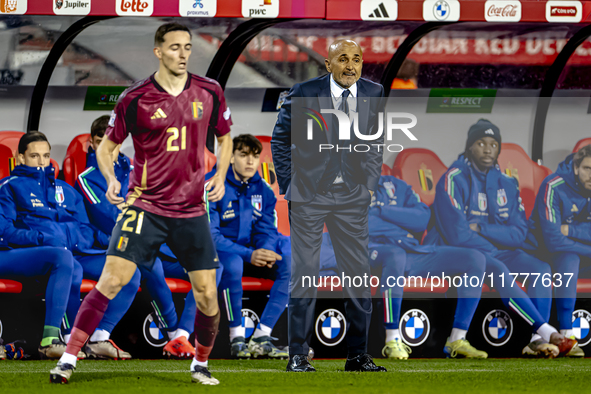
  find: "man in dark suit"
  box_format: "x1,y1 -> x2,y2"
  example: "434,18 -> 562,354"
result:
272,39 -> 386,372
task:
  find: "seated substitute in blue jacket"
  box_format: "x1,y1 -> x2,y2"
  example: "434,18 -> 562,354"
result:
75,115 -> 197,359
525,146 -> 591,358
0,168 -> 77,360
368,175 -> 487,359
425,119 -> 576,358
207,134 -> 290,359
0,131 -> 141,360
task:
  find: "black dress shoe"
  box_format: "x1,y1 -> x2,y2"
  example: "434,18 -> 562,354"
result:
286,354 -> 316,372
344,354 -> 387,372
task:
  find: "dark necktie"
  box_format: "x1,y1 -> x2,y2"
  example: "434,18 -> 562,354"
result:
340,89 -> 351,115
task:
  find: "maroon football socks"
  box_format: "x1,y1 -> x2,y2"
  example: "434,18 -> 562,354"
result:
65,288 -> 110,356
194,309 -> 220,362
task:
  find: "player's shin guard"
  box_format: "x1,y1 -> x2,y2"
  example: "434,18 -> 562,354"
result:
65,288 -> 110,356
194,309 -> 220,362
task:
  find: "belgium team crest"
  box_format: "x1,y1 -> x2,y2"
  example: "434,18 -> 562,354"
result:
192,101 -> 203,119
418,164 -> 434,194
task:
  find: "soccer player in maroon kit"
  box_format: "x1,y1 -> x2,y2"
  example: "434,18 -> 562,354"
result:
50,23 -> 233,385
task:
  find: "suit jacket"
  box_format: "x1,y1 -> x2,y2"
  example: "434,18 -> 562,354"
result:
271,74 -> 385,202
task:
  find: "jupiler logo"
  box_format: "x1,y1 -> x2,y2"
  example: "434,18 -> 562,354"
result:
305,108 -> 418,153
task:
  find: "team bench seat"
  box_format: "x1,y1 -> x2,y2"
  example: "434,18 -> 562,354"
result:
317,276 -> 449,296
0,279 -> 22,293
79,277 -> 274,293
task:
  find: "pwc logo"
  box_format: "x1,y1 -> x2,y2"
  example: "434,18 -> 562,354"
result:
116,0 -> 153,16
546,1 -> 582,23
242,0 -> 279,18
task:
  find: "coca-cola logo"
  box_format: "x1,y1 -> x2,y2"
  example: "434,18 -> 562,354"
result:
121,0 -> 148,12
487,4 -> 518,17
550,6 -> 577,16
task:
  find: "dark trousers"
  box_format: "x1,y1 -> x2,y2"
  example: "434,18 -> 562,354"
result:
288,184 -> 372,356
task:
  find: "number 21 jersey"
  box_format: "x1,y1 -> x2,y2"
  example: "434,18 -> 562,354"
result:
105,73 -> 232,218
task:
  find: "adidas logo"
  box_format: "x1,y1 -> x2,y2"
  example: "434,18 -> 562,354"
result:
368,2 -> 390,18
484,128 -> 494,135
151,108 -> 167,120
572,204 -> 579,212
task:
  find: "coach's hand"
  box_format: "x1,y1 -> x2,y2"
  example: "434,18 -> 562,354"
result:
207,174 -> 225,202
106,179 -> 124,205
469,223 -> 480,232
251,249 -> 282,267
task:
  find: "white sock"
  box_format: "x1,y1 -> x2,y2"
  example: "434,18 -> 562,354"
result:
191,357 -> 207,370
385,329 -> 400,342
63,334 -> 71,344
449,328 -> 467,343
171,329 -> 190,341
229,325 -> 245,341
560,329 -> 573,338
530,334 -> 543,342
536,323 -> 558,342
59,352 -> 78,367
252,324 -> 272,339
89,329 -> 110,342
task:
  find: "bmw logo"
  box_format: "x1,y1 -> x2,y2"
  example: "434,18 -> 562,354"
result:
400,309 -> 430,347
242,309 -> 260,339
482,309 -> 513,347
572,310 -> 591,346
315,309 -> 346,346
0,319 -> 3,338
143,312 -> 167,347
433,0 -> 450,20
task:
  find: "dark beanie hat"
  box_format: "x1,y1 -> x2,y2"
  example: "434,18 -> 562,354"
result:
465,119 -> 502,153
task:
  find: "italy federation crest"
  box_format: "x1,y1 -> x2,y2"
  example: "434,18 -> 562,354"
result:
384,181 -> 396,199
497,189 -> 508,206
55,186 -> 65,204
478,193 -> 487,211
251,195 -> 262,211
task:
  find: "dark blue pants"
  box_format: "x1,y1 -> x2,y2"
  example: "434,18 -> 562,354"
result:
0,247 -> 75,328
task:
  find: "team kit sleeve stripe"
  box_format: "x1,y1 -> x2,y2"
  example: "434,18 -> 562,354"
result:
445,168 -> 462,210
77,168 -> 100,205
544,177 -> 564,223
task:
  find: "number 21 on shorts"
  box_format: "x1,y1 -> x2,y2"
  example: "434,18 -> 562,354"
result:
121,210 -> 145,234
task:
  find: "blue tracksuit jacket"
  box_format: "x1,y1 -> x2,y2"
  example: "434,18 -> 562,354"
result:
75,148 -> 131,236
207,165 -> 280,261
526,153 -> 591,257
0,165 -> 107,254
424,154 -> 527,252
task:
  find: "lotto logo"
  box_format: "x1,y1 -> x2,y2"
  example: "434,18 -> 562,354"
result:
116,0 -> 153,16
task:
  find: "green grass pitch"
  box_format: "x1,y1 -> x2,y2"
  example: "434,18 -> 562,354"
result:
0,358 -> 589,394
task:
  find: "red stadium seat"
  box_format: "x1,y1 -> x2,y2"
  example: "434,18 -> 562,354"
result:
63,133 -> 90,186
275,195 -> 290,236
0,144 -> 13,179
242,277 -> 274,291
392,148 -> 448,206
0,131 -> 60,178
381,163 -> 394,176
255,135 -> 280,197
0,279 -> 22,293
573,138 -> 591,153
80,279 -> 97,293
497,143 -> 552,219
204,147 -> 216,173
165,278 -> 192,293
577,279 -> 591,293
